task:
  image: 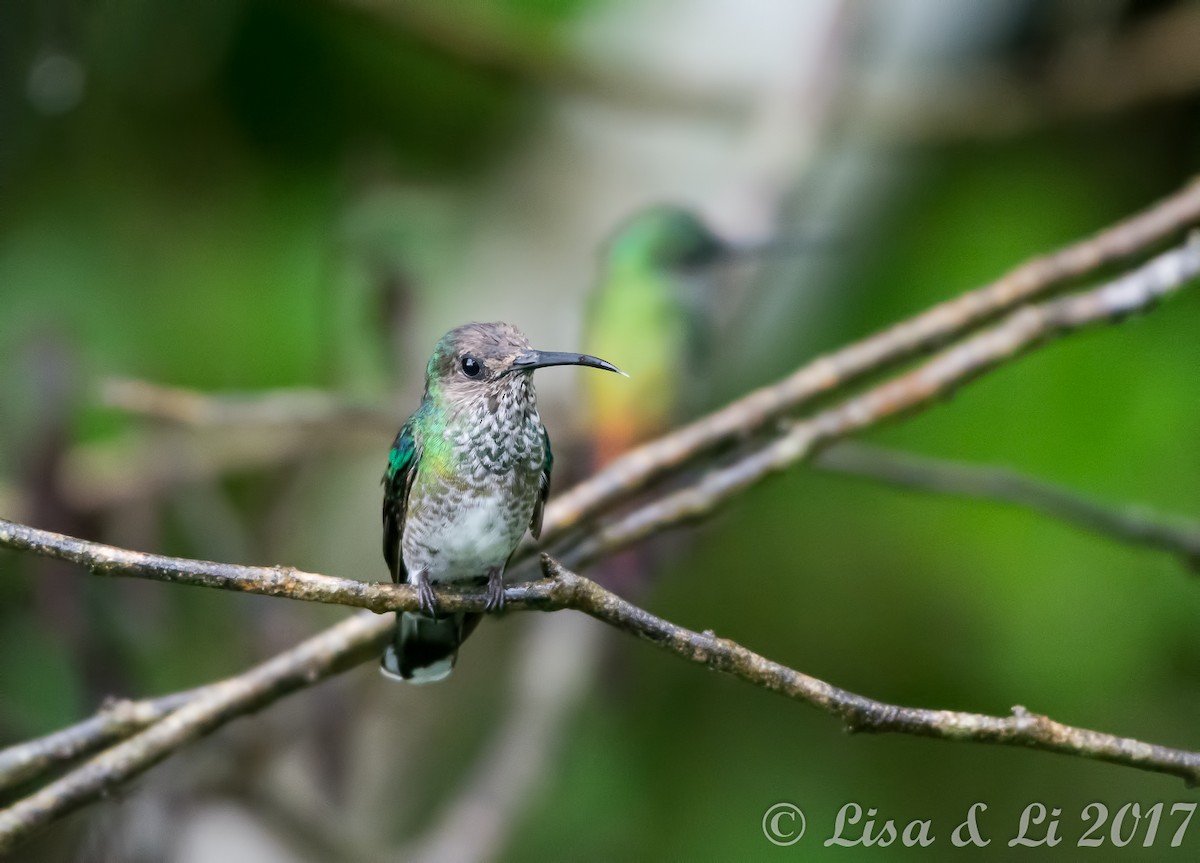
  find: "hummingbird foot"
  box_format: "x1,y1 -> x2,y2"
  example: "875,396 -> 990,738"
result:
415,571 -> 440,618
484,567 -> 506,612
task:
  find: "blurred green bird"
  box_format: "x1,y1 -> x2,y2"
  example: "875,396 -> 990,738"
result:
583,206 -> 729,466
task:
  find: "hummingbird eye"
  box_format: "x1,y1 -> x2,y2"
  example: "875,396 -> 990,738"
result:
460,355 -> 483,378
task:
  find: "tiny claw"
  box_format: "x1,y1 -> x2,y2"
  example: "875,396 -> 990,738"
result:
484,568 -> 506,612
417,574 -> 439,618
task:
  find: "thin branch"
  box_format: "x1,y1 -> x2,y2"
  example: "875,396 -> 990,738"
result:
58,427 -> 372,513
541,179 -> 1200,538
99,379 -> 397,433
564,235 -> 1200,564
815,442 -> 1200,568
21,234 -> 1194,597
0,688 -> 209,793
0,611 -> 391,854
534,557 -> 1200,785
0,517 -> 411,614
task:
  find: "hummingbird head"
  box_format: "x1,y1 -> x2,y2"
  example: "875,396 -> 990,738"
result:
604,205 -> 726,277
425,322 -> 624,407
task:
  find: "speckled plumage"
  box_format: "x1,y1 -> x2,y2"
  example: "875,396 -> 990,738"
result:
380,322 -> 617,683
400,367 -> 547,585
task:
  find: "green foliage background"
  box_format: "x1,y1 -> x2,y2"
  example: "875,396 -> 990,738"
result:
1,1 -> 1199,860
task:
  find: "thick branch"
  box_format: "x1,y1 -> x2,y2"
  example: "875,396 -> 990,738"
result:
542,180 -> 1200,537
816,442 -> 1200,568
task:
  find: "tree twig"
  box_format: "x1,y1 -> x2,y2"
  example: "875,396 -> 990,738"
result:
541,179 -> 1200,537
0,687 -> 210,793
563,234 -> 1200,563
535,557 -> 1200,786
99,379 -> 398,432
815,442 -> 1200,569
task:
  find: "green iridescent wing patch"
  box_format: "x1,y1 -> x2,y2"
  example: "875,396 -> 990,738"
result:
382,419 -> 419,582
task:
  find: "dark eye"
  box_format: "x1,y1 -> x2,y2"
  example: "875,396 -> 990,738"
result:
461,356 -> 482,378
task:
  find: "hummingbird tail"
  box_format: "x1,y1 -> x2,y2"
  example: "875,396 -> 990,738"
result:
380,611 -> 482,684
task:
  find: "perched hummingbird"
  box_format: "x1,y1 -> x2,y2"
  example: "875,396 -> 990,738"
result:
381,322 -> 623,683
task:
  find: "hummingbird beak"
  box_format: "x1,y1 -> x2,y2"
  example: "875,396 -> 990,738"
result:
510,350 -> 628,377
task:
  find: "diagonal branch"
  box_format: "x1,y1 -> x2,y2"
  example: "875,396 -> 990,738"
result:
535,557 -> 1200,786
815,442 -> 1200,568
563,235 -> 1200,563
542,179 -> 1200,536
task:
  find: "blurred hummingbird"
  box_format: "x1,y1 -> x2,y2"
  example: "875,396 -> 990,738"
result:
583,206 -> 730,465
381,321 -> 623,683
584,204 -> 817,463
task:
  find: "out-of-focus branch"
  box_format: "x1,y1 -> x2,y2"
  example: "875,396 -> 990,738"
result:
816,442 -> 1200,568
869,2 -> 1200,144
541,178 -> 1200,537
99,379 -> 398,432
340,0 -> 746,120
0,687 -> 210,793
58,383 -> 393,511
563,235 -> 1200,564
60,428 -> 391,518
401,615 -> 603,863
0,611 -> 391,854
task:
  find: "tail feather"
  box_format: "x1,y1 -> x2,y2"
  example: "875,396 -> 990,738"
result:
380,611 -> 482,684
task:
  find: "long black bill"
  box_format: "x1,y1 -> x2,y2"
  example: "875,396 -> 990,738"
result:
511,350 -> 627,377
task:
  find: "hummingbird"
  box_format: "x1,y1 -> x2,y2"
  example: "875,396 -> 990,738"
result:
584,204 -> 820,463
583,206 -> 728,466
380,321 -> 624,683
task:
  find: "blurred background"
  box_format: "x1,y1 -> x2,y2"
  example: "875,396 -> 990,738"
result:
2,0 -> 1200,860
